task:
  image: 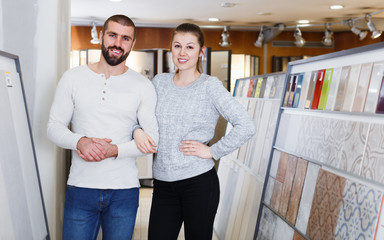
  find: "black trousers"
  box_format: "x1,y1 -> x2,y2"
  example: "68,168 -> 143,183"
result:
148,168 -> 220,240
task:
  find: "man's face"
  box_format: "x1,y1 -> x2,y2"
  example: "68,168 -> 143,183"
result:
100,21 -> 135,66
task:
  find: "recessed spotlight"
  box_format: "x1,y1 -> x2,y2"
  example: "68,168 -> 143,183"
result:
256,12 -> 272,16
297,20 -> 310,24
330,5 -> 343,10
208,18 -> 220,22
221,2 -> 236,7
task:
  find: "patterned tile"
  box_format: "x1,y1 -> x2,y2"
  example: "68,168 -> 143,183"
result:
296,162 -> 321,234
334,180 -> 383,240
338,121 -> 369,175
286,158 -> 308,225
306,169 -> 346,240
361,123 -> 384,184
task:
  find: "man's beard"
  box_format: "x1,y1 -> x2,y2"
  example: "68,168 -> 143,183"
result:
101,42 -> 130,66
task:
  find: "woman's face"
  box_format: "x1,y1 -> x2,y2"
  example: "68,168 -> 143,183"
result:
171,32 -> 204,73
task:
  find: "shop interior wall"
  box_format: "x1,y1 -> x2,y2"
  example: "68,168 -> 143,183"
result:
71,26 -> 384,74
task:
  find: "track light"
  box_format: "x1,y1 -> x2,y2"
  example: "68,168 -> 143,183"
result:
219,26 -> 231,47
366,14 -> 382,39
90,22 -> 100,44
254,26 -> 264,48
348,19 -> 367,40
294,26 -> 305,47
321,23 -> 334,46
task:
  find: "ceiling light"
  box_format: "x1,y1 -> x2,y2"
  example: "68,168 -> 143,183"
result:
219,26 -> 231,47
322,23 -> 334,46
90,22 -> 100,44
109,0 -> 122,2
330,5 -> 343,10
297,20 -> 310,24
348,19 -> 367,40
221,2 -> 236,7
254,26 -> 264,48
208,18 -> 219,22
294,26 -> 305,47
366,14 -> 382,39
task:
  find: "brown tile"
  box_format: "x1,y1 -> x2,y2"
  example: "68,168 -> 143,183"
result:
278,154 -> 298,217
286,158 -> 308,225
293,231 -> 306,240
276,152 -> 289,182
306,169 -> 346,240
270,180 -> 283,212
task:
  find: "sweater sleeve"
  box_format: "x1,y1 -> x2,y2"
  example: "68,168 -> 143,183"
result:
115,80 -> 159,159
47,72 -> 84,150
207,77 -> 256,160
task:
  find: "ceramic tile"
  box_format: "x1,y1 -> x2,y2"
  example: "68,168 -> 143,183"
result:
264,177 -> 276,206
334,66 -> 351,111
306,169 -> 346,240
270,150 -> 281,179
310,69 -> 326,110
296,162 -> 320,234
293,231 -> 306,240
342,64 -> 361,112
352,62 -> 373,112
241,178 -> 264,240
364,61 -> 384,113
326,67 -> 343,110
374,194 -> 384,240
276,152 -> 289,182
338,121 -> 369,175
278,154 -> 298,217
304,70 -> 318,109
263,76 -> 274,99
286,158 -> 308,225
361,123 -> 384,184
257,207 -> 277,240
245,101 -> 263,168
275,113 -> 303,154
334,179 -> 383,240
292,73 -> 304,108
270,180 -> 283,212
298,71 -> 313,109
318,68 -> 334,110
258,101 -> 281,178
273,215 -> 294,240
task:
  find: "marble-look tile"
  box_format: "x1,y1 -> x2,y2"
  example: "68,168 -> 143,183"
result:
296,162 -> 320,234
342,64 -> 361,112
275,113 -> 303,153
258,101 -> 281,178
334,66 -> 351,111
257,207 -> 277,240
278,155 -> 298,217
338,121 -> 369,175
326,67 -> 342,111
306,169 -> 346,240
334,179 -> 383,240
352,62 -> 373,112
273,215 -> 295,240
361,123 -> 384,184
286,158 -> 308,225
364,62 -> 384,113
269,150 -> 281,179
264,177 -> 275,206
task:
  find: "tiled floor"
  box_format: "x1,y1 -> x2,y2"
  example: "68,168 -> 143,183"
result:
133,187 -> 185,240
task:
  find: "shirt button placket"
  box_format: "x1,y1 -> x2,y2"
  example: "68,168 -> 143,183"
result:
101,74 -> 107,105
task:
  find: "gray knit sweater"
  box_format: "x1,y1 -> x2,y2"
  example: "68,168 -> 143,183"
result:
152,73 -> 256,181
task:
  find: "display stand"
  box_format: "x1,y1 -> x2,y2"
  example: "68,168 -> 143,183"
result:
213,72 -> 285,240
256,42 -> 384,240
0,51 -> 50,239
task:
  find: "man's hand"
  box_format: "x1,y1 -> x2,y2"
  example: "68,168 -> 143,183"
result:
133,128 -> 157,154
76,137 -> 114,161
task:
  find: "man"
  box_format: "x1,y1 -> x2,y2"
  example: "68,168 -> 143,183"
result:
47,15 -> 158,240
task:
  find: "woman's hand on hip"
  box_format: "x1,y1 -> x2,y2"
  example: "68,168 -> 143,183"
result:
180,140 -> 212,159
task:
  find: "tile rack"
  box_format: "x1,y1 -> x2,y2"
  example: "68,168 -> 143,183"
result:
256,41 -> 384,240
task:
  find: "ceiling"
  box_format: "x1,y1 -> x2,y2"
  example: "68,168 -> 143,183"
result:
71,0 -> 384,32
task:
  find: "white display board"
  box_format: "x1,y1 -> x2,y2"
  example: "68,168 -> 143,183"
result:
0,51 -> 49,240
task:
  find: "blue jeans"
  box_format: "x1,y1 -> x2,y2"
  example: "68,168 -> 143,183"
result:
63,186 -> 139,240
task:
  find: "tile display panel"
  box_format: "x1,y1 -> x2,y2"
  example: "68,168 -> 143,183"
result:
257,43 -> 384,240
215,72 -> 285,239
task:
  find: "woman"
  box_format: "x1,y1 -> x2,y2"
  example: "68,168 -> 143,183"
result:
134,23 -> 256,239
